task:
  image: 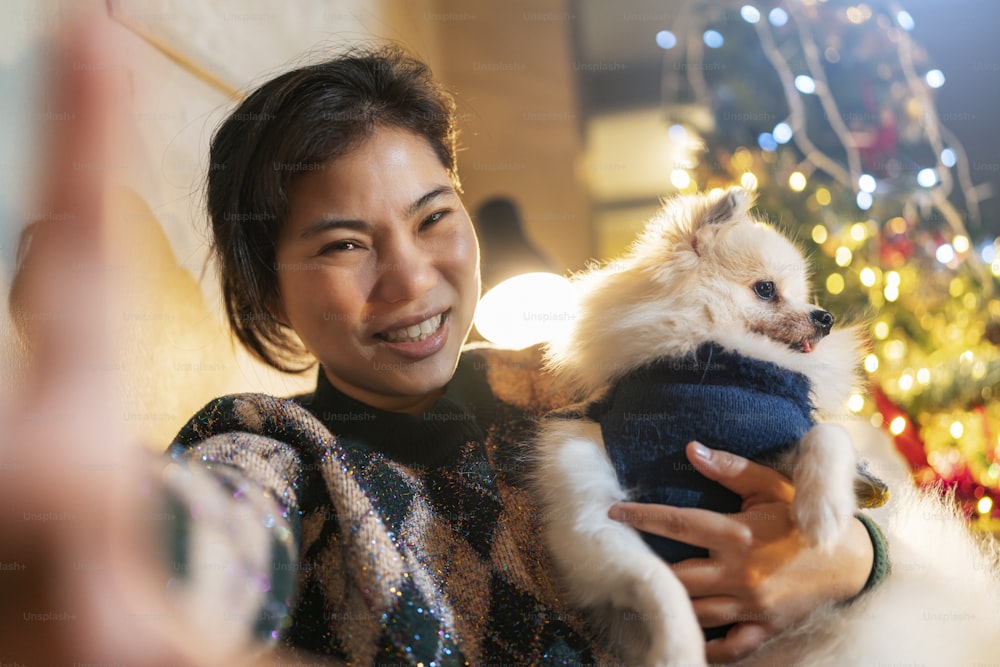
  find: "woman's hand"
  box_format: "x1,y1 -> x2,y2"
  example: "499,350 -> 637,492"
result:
609,441 -> 874,664
0,16 -> 286,667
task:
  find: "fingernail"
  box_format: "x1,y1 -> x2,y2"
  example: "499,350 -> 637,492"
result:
608,505 -> 625,521
691,441 -> 712,461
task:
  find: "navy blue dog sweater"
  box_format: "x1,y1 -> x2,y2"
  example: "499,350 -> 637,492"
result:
588,342 -> 815,563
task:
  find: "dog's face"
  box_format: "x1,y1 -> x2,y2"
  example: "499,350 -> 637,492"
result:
547,187 -> 859,400
635,188 -> 832,354
699,204 -> 832,353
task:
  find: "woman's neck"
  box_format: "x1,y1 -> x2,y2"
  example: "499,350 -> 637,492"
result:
321,369 -> 446,415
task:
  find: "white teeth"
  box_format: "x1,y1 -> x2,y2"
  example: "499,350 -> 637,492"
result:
383,314 -> 443,343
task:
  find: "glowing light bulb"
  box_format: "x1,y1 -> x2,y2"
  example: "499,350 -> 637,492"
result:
860,267 -> 876,287
474,273 -> 578,349
896,10 -> 915,31
850,222 -> 867,241
757,132 -> 778,152
950,421 -> 964,439
656,30 -> 678,49
953,235 -> 970,253
856,191 -> 873,210
811,224 -> 827,244
977,496 -> 993,515
769,7 -> 789,26
789,171 -> 807,191
918,168 -> 938,187
885,339 -> 907,360
772,122 -> 793,143
846,6 -> 869,23
826,273 -> 845,294
941,148 -> 957,167
936,244 -> 956,264
848,394 -> 865,412
815,187 -> 831,206
671,169 -> 692,189
889,417 -> 906,435
835,246 -> 853,267
858,174 -> 877,193
949,277 -> 965,297
740,5 -> 761,23
703,30 -> 724,49
794,75 -> 816,94
864,354 -> 879,372
925,69 -> 946,89
740,172 -> 759,190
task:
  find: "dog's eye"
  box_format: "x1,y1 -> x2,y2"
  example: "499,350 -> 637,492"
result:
753,280 -> 777,301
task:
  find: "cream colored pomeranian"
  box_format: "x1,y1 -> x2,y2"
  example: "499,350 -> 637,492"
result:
532,187 -> 868,666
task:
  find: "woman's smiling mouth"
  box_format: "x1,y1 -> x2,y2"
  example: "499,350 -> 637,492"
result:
378,312 -> 445,343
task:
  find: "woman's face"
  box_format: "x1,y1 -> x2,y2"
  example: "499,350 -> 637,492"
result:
273,127 -> 480,414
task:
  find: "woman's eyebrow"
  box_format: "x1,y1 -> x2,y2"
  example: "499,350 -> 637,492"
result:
297,217 -> 370,241
404,184 -> 457,218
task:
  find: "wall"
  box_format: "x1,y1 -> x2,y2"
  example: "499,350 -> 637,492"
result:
0,0 -> 587,447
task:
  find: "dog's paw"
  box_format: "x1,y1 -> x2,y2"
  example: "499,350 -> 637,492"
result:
642,600 -> 707,667
645,635 -> 707,667
792,483 -> 854,552
791,423 -> 858,551
623,568 -> 707,667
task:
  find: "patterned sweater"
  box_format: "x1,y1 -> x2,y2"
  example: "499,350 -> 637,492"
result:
165,345 -> 613,665
163,344 -> 888,665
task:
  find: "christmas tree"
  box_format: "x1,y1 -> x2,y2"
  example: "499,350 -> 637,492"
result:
654,0 -> 1000,528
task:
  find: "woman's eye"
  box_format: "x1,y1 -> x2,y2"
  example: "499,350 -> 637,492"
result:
753,280 -> 777,301
421,209 -> 450,228
319,240 -> 360,254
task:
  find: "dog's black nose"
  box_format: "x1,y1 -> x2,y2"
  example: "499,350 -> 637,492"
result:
810,309 -> 834,337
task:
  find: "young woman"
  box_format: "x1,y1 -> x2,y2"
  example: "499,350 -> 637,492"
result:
163,45 -> 887,664
3,28 -> 886,666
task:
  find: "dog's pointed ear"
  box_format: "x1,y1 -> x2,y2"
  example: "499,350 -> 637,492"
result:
701,187 -> 753,227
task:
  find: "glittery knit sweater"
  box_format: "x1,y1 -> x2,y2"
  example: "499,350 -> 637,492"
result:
164,345 -> 614,666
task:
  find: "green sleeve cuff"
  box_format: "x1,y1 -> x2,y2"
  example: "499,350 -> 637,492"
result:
852,512 -> 891,600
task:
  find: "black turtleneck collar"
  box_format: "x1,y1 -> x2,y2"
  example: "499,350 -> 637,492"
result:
297,353 -> 498,468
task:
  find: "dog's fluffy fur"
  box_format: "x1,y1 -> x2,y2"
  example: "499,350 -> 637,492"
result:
530,189 -> 1000,665
735,419 -> 1000,666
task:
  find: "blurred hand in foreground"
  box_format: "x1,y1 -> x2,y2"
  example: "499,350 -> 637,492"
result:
0,16 -> 266,666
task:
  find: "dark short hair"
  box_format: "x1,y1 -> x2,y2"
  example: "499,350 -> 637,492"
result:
206,45 -> 460,373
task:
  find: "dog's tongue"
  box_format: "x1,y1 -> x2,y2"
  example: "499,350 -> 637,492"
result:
802,340 -> 814,353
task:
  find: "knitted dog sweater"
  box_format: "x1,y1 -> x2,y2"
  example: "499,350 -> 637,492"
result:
589,343 -> 815,563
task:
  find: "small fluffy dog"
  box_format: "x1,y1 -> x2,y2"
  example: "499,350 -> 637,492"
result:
532,188 -> 871,666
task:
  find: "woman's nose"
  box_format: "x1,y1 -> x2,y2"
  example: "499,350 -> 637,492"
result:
374,238 -> 437,303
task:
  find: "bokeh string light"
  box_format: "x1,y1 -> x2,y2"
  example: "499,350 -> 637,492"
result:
653,0 -> 1000,530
